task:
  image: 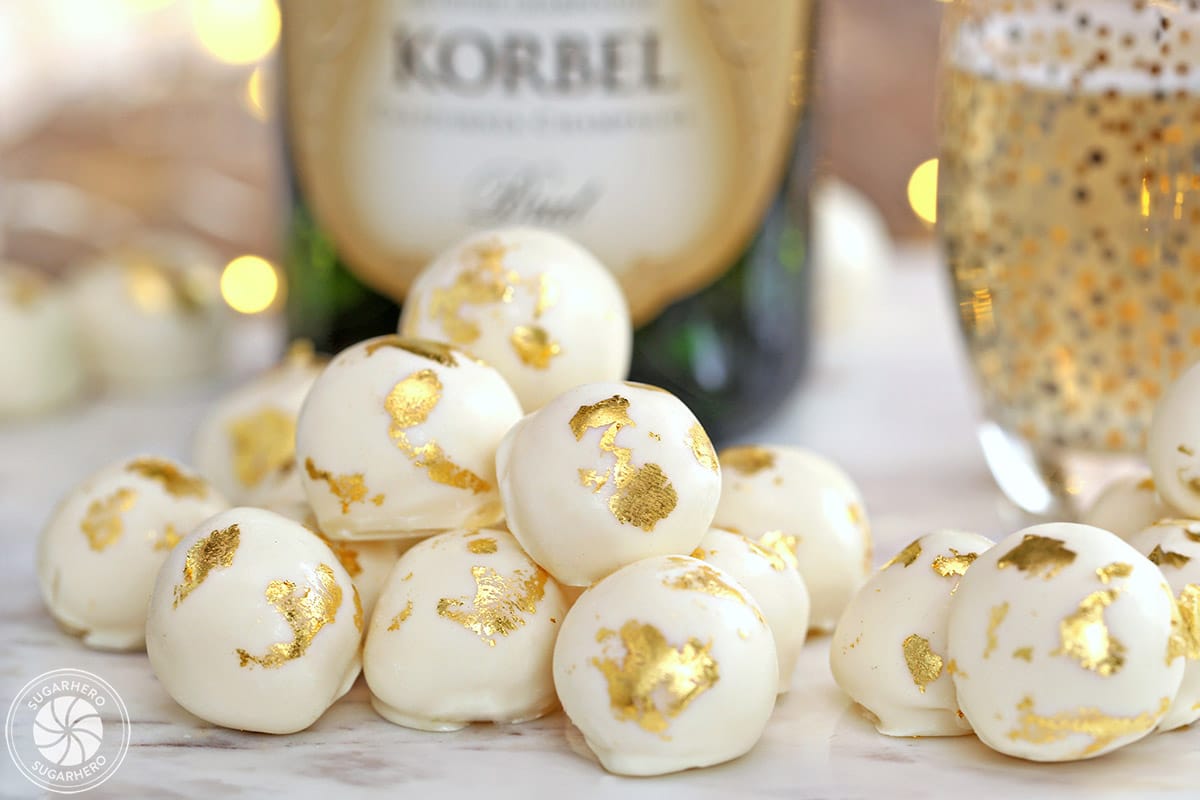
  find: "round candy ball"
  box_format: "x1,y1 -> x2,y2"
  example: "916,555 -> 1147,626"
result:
296,336 -> 522,539
947,523 -> 1183,762
1081,473 -> 1173,540
0,263 -> 84,418
1127,518 -> 1200,732
693,527 -> 810,694
364,528 -> 567,731
36,455 -> 227,650
1148,360 -> 1200,517
193,341 -> 325,506
830,529 -> 995,737
399,227 -> 632,411
553,555 -> 777,776
713,444 -> 872,632
497,381 -> 721,586
68,235 -> 225,391
146,507 -> 363,734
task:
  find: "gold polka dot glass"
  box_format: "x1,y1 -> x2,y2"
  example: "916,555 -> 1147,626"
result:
939,0 -> 1200,515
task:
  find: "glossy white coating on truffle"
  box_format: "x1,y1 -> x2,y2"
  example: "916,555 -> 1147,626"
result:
694,527 -> 810,693
68,235 -> 225,391
1148,360 -> 1200,517
193,341 -> 324,506
364,528 -> 566,731
296,336 -> 522,539
399,226 -> 632,412
497,381 -> 721,586
1081,473 -> 1173,540
713,444 -> 871,632
36,455 -> 227,650
947,523 -> 1183,762
1127,518 -> 1200,732
830,530 -> 995,737
0,263 -> 84,418
552,555 -> 777,776
146,507 -> 362,734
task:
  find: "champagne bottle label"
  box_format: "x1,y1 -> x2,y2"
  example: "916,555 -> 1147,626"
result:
283,0 -> 809,323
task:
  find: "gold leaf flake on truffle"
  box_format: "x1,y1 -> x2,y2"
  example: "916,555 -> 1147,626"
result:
687,423 -> 719,474
173,524 -> 240,607
510,324 -> 562,369
1148,546 -> 1191,569
365,336 -> 459,367
305,458 -> 371,514
1052,589 -> 1126,676
984,602 -> 1009,659
759,531 -> 800,569
436,565 -> 548,646
80,488 -> 137,551
127,458 -> 208,498
1006,696 -> 1168,758
385,369 -> 491,494
883,539 -> 923,570
591,620 -> 719,736
237,563 -> 343,668
1167,584 -> 1200,663
719,446 -> 776,475
902,634 -> 944,694
227,407 -> 296,488
468,537 -> 498,554
996,535 -> 1077,579
931,548 -> 978,578
1095,562 -> 1133,583
387,600 -> 414,631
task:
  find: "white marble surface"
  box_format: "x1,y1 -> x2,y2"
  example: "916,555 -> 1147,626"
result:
2,246 -> 1197,798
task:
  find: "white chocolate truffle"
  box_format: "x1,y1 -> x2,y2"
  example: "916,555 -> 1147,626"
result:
947,523 -> 1183,762
399,227 -> 632,411
497,381 -> 721,586
36,456 -> 227,650
830,530 -> 995,737
296,336 -> 522,539
714,445 -> 871,632
553,555 -> 777,776
693,527 -> 810,693
364,529 -> 566,731
1081,473 -> 1173,539
1126,518 -> 1200,732
68,235 -> 225,391
0,263 -> 84,418
193,341 -> 325,505
1148,359 -> 1200,517
146,507 -> 363,734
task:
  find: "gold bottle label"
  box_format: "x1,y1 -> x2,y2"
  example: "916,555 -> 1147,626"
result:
284,0 -> 810,323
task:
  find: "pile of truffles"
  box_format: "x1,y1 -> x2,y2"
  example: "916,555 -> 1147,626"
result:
832,358 -> 1200,762
37,227 -> 872,776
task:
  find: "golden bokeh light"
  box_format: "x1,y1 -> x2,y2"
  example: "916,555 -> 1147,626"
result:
192,0 -> 280,65
220,255 -> 280,314
907,157 -> 939,226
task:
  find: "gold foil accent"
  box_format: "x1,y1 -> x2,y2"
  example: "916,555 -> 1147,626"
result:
1052,589 -> 1125,676
173,524 -> 240,607
315,532 -> 362,578
1167,584 -> 1200,663
436,565 -> 548,646
719,446 -> 776,475
687,423 -> 720,473
590,619 -> 719,735
304,458 -> 370,513
468,537 -> 498,554
127,458 -> 208,498
570,395 -> 678,531
153,524 -> 182,552
744,536 -> 792,571
352,586 -> 363,632
883,539 -> 923,570
1149,546 -> 1192,569
1007,696 -> 1168,758
237,563 -> 343,669
1096,562 -> 1134,583
428,241 -> 516,344
1013,647 -> 1034,662
984,602 -> 1009,658
996,535 -> 1077,579
931,548 -> 978,578
945,659 -> 968,679
387,600 -> 414,631
80,488 -> 137,551
759,531 -> 800,569
385,369 -> 491,494
226,408 -> 296,488
901,634 -> 944,694
662,561 -> 764,623
1136,477 -> 1156,491
510,324 -> 562,369
364,336 -> 459,366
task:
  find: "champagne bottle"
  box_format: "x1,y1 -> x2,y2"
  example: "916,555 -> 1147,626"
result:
282,0 -> 815,442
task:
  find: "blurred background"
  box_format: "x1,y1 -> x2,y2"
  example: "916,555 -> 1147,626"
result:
0,0 -> 940,304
